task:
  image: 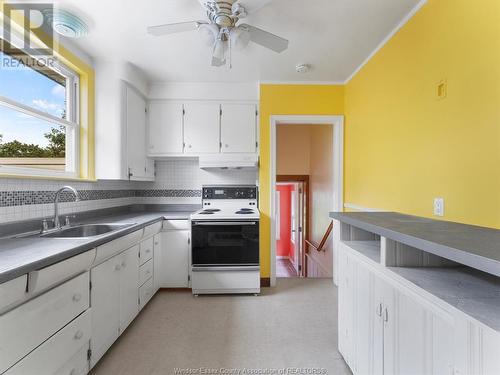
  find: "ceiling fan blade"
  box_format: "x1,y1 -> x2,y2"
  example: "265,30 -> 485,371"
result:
239,23 -> 288,53
147,21 -> 204,36
235,0 -> 272,15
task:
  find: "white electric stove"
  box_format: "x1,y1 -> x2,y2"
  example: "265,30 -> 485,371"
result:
190,185 -> 260,295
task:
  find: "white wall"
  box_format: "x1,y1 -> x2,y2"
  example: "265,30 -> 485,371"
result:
148,82 -> 259,101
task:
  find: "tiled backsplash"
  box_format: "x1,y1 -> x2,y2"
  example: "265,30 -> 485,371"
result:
0,159 -> 258,223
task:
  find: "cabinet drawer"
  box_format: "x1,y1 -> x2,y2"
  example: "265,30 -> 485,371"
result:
139,278 -> 154,310
139,260 -> 153,286
0,272 -> 89,373
28,250 -> 95,296
0,275 -> 27,314
143,222 -> 162,239
5,309 -> 91,375
94,230 -> 143,266
163,220 -> 190,230
139,237 -> 154,265
54,345 -> 89,375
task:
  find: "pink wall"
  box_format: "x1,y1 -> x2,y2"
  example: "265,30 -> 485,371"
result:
276,184 -> 292,258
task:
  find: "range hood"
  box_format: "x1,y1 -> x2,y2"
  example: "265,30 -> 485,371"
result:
199,154 -> 259,170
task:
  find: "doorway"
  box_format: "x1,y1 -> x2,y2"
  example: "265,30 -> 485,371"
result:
275,176 -> 309,278
270,115 -> 344,287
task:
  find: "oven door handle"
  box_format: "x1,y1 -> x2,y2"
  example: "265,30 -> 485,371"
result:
193,221 -> 257,226
192,266 -> 260,272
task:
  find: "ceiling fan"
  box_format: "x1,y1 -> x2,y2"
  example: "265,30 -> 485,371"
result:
147,0 -> 289,68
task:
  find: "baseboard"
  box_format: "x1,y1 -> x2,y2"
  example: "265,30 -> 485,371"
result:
158,287 -> 192,292
260,278 -> 271,287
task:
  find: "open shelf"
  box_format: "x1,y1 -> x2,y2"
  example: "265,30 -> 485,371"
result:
388,265 -> 500,331
342,240 -> 381,263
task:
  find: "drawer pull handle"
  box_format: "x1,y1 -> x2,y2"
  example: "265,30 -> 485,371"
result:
72,293 -> 82,302
74,330 -> 84,340
376,303 -> 382,317
122,261 -> 126,268
115,264 -> 121,271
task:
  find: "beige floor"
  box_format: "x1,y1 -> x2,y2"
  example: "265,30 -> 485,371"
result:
90,278 -> 351,375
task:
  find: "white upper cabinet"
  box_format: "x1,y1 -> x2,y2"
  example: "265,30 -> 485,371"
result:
220,104 -> 257,153
146,100 -> 259,157
148,101 -> 184,155
95,75 -> 154,181
126,86 -> 150,180
183,102 -> 220,154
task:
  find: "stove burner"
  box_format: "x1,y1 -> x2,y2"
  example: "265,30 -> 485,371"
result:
203,209 -> 221,212
199,211 -> 214,215
239,208 -> 253,211
236,210 -> 254,214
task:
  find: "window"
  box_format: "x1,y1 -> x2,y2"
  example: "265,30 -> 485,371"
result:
0,38 -> 80,177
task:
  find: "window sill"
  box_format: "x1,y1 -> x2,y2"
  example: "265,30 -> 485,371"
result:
0,173 -> 97,182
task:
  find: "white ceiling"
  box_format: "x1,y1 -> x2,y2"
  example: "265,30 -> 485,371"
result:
50,0 -> 421,83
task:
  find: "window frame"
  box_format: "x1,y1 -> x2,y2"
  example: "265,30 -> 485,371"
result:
0,18 -> 80,178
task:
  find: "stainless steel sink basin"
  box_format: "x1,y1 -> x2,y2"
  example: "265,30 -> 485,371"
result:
40,223 -> 134,238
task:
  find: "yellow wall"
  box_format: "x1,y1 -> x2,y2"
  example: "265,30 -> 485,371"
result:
259,85 -> 344,277
345,0 -> 500,228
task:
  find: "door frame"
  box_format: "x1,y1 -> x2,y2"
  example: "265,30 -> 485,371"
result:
270,115 -> 344,287
276,175 -> 310,277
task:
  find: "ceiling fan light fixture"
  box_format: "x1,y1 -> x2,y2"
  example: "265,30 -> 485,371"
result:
230,27 -> 250,50
198,23 -> 219,46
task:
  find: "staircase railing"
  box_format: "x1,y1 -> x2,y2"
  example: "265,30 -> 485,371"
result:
305,221 -> 333,252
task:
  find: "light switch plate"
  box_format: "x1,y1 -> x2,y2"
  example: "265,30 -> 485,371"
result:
433,198 -> 444,216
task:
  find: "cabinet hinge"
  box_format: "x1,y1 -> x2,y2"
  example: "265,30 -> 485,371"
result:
255,109 -> 258,116
255,141 -> 258,148
188,275 -> 191,282
89,281 -> 92,291
183,108 -> 185,115
220,108 -> 222,116
188,237 -> 191,245
87,349 -> 92,361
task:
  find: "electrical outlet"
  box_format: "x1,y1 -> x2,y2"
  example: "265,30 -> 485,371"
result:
433,198 -> 444,217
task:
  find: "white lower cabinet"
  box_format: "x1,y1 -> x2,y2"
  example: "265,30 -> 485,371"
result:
157,221 -> 190,288
90,245 -> 139,368
338,244 -> 497,375
0,272 -> 89,374
5,309 -> 91,375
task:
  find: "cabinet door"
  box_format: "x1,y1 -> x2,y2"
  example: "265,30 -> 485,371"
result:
119,245 -> 139,332
337,246 -> 355,368
183,102 -> 220,154
90,256 -> 121,367
145,157 -> 155,180
153,233 -> 162,292
160,230 -> 190,287
126,86 -> 147,180
395,291 -> 427,375
353,261 -> 375,375
373,275 -> 395,375
220,104 -> 257,153
148,101 -> 184,154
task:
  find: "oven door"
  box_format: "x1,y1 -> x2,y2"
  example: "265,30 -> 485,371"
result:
191,220 -> 259,267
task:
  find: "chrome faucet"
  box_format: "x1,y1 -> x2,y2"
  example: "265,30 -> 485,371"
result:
53,186 -> 80,229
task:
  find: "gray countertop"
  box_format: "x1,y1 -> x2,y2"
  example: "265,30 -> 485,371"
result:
0,207 -> 196,284
330,212 -> 500,276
